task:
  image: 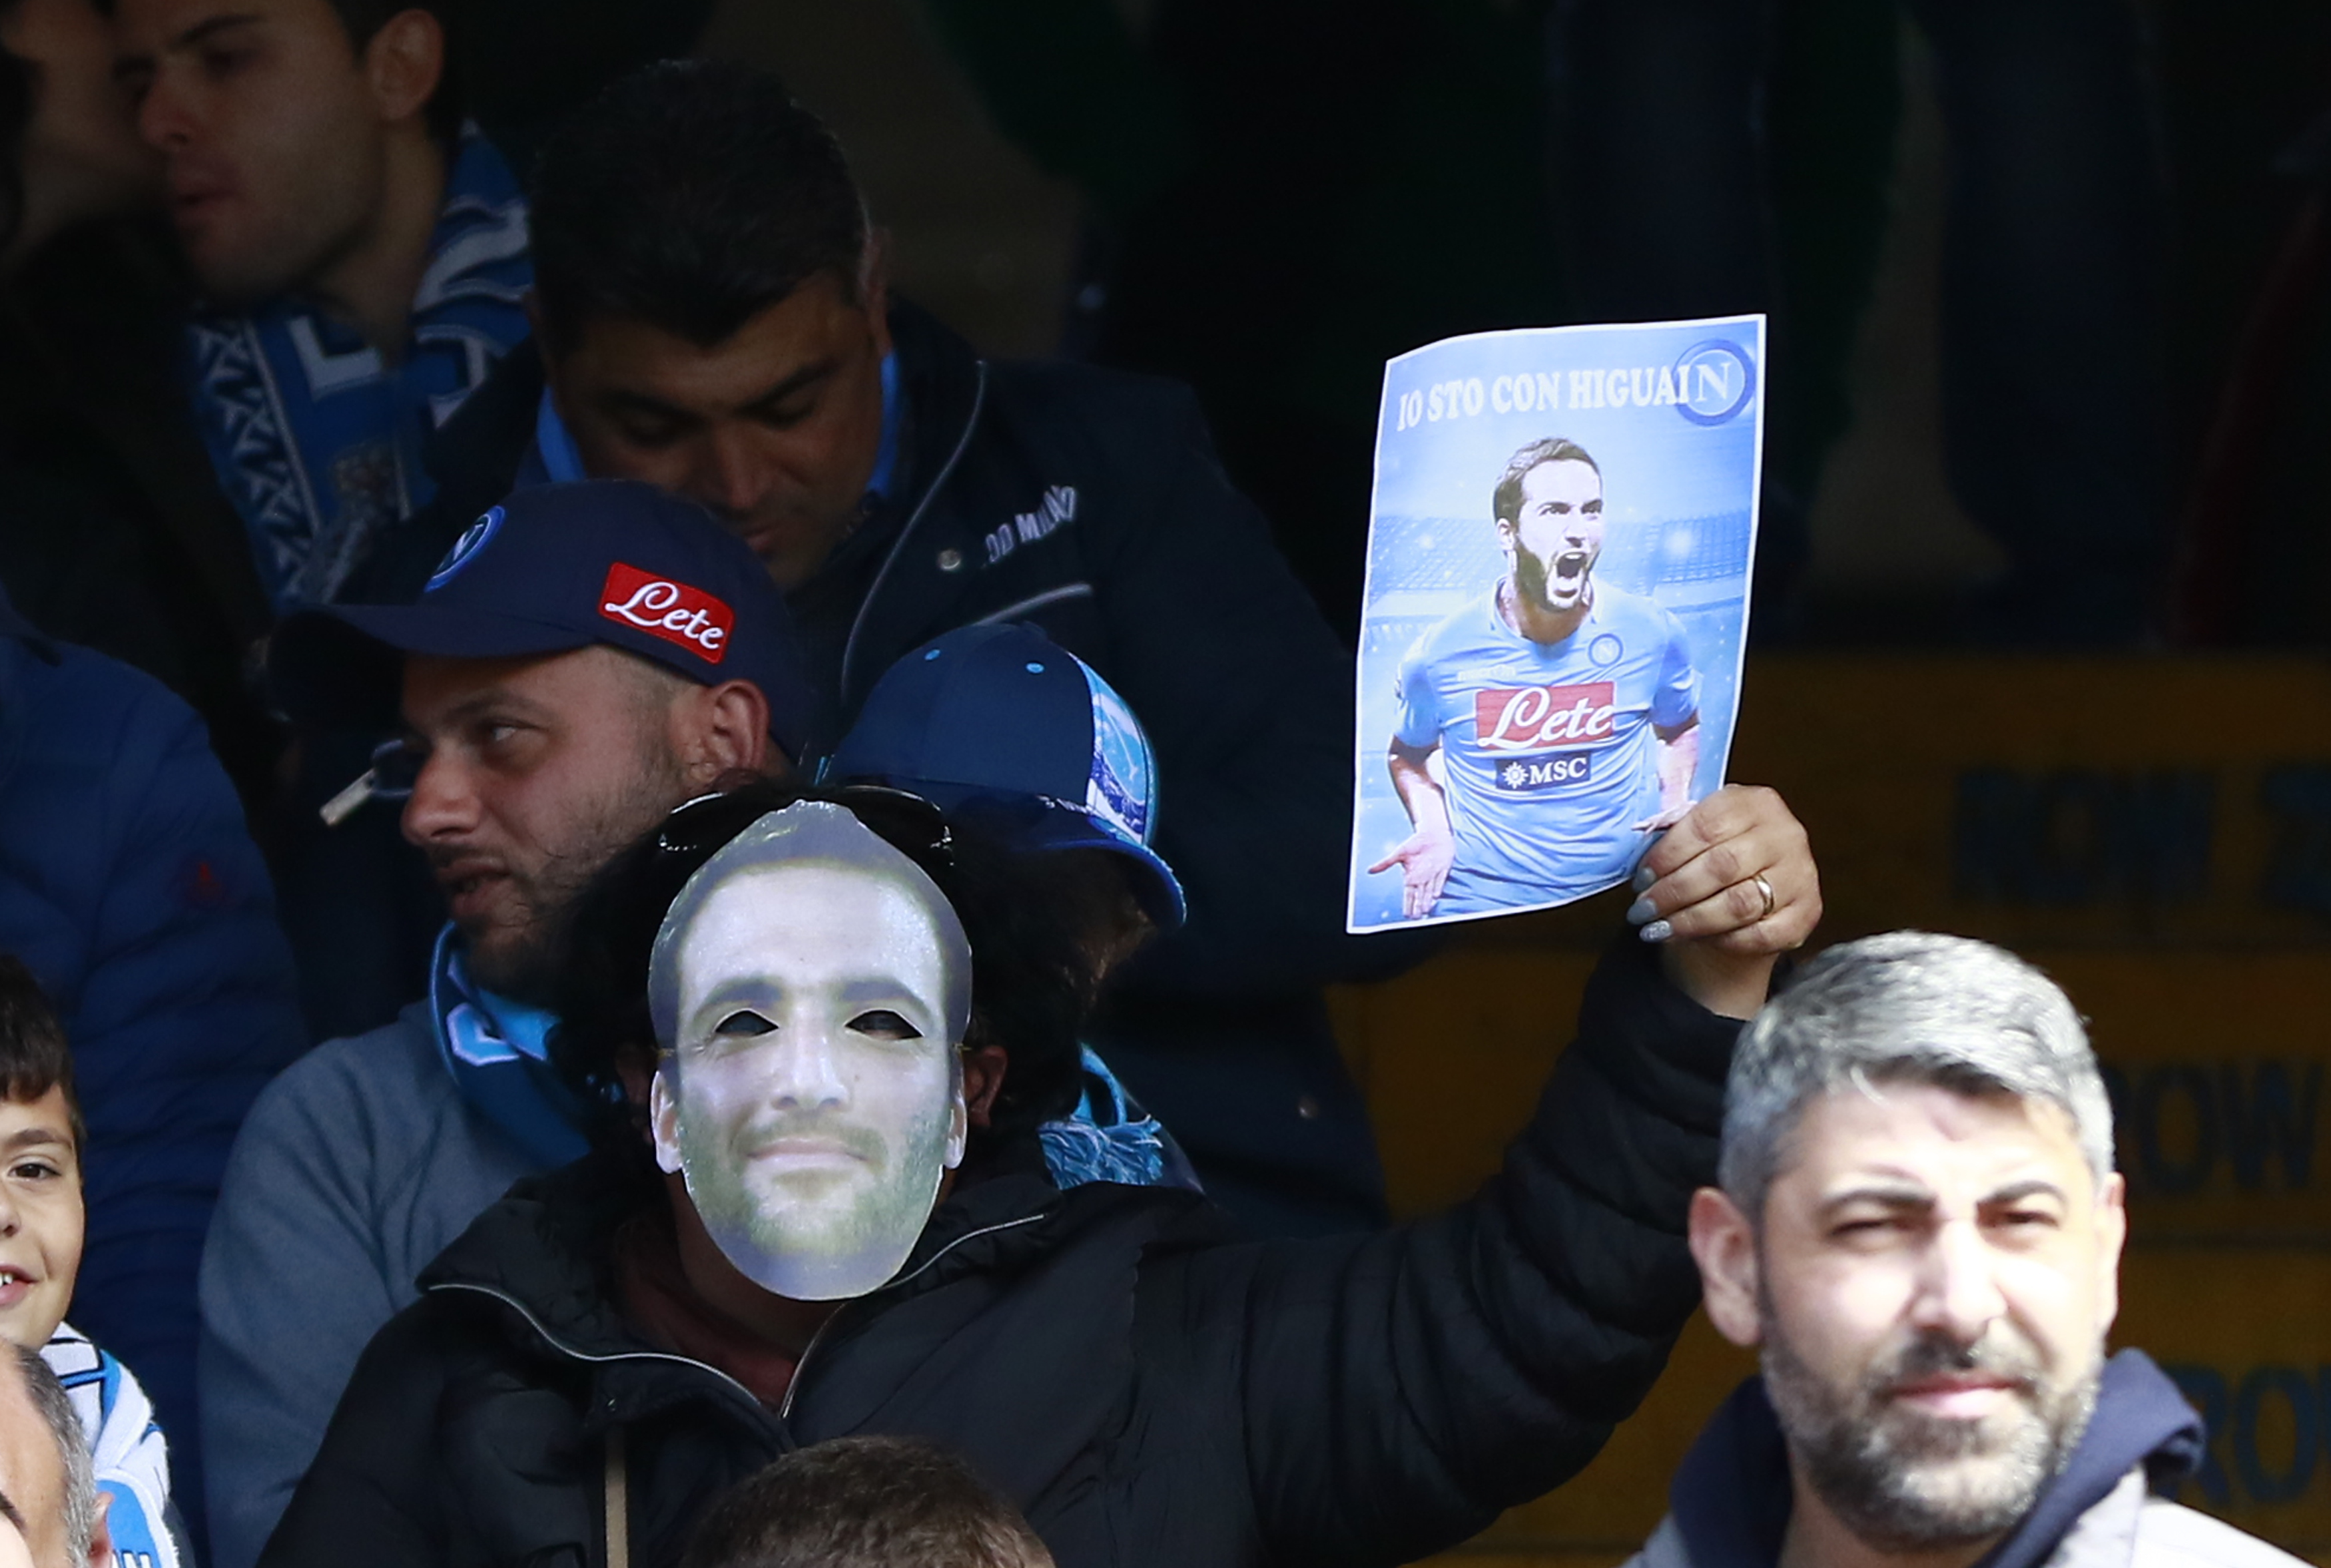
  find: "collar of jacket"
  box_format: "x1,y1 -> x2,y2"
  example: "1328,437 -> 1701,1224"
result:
414,1137 -> 1088,1420
1667,1351 -> 2203,1568
829,300 -> 990,711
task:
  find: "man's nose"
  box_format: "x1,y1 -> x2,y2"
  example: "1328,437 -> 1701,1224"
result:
1910,1218 -> 2009,1344
693,431 -> 773,522
135,73 -> 194,152
764,1029 -> 849,1112
400,750 -> 479,846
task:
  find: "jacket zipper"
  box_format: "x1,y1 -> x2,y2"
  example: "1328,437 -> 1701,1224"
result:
838,360 -> 990,707
775,1210 -> 1049,1422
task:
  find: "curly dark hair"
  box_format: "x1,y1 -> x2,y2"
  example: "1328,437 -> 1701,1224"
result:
551,780 -> 1125,1173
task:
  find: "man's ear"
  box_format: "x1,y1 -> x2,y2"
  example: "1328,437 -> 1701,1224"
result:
648,1064 -> 684,1174
2094,1169 -> 2127,1337
84,1486 -> 112,1568
1689,1186 -> 1764,1348
675,679 -> 773,784
960,1045 -> 1008,1131
362,9 -> 446,126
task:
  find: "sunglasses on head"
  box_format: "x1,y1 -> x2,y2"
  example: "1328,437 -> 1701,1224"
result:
653,784 -> 956,872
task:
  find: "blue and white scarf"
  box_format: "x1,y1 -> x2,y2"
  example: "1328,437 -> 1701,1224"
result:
43,1322 -> 188,1568
425,925 -> 1198,1192
186,128 -> 533,613
428,925 -> 593,1170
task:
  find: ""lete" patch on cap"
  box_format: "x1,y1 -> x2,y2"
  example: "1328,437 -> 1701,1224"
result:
599,562 -> 733,662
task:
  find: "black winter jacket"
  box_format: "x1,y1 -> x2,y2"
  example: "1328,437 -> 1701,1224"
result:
346,303 -> 1435,1234
258,940 -> 1736,1568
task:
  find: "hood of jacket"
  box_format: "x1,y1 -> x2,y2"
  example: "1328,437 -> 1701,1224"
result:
1669,1351 -> 2204,1568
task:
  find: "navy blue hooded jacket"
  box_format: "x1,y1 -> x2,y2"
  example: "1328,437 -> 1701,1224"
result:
0,589 -> 306,1541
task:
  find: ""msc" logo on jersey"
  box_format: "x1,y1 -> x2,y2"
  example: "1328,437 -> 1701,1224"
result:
1495,753 -> 1594,792
1475,681 -> 1616,752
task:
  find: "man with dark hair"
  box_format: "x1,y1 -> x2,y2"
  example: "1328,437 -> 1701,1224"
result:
2,1336 -> 116,1568
681,1437 -> 1054,1568
372,59 -> 1431,1239
111,0 -> 526,613
199,481 -> 815,1568
1373,434 -> 1702,921
256,781 -> 1824,1568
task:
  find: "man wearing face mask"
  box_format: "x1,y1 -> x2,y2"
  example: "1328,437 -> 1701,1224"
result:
259,776 -> 1823,1568
1373,435 -> 1702,921
209,499 -> 1199,1568
1658,933 -> 2297,1568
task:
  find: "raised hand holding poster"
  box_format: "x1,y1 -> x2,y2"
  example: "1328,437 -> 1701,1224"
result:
1349,316 -> 1764,931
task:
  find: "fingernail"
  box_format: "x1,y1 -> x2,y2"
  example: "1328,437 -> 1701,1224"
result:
1626,894 -> 1657,925
1638,919 -> 1672,944
1630,862 -> 1658,892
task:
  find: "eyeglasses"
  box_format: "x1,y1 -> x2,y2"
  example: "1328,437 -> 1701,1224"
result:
318,738 -> 424,827
653,784 -> 955,872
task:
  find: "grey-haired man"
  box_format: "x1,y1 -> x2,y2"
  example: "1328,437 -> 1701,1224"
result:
1647,933 -> 2299,1568
0,1345 -> 111,1568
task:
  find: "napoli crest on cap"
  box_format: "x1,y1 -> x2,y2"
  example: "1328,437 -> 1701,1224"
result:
427,506 -> 505,593
1085,671 -> 1156,845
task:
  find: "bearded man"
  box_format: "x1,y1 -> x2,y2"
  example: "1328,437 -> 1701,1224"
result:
1660,932 -> 2298,1568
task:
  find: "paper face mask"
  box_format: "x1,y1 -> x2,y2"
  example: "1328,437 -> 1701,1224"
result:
646,801 -> 972,1300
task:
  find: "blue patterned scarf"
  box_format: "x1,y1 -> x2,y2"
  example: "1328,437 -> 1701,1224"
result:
186,129 -> 532,612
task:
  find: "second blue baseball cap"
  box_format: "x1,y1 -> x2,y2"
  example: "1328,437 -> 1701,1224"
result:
827,624 -> 1186,929
271,480 -> 818,761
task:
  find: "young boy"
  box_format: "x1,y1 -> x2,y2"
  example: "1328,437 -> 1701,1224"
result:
0,959 -> 182,1568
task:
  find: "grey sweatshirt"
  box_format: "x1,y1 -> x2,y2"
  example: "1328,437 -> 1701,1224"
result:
197,1004 -> 538,1568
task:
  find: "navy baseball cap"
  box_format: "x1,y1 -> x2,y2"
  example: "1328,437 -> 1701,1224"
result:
271,480 -> 817,760
826,624 -> 1186,929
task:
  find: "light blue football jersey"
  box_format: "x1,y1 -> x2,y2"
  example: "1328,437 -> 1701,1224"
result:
1394,579 -> 1698,915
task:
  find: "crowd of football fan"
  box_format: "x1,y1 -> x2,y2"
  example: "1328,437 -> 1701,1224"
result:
0,3 -> 2290,1568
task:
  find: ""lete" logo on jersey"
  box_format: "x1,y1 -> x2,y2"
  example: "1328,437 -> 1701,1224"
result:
1475,680 -> 1615,752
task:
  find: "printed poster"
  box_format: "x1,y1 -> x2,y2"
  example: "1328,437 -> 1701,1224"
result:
1348,315 -> 1765,931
